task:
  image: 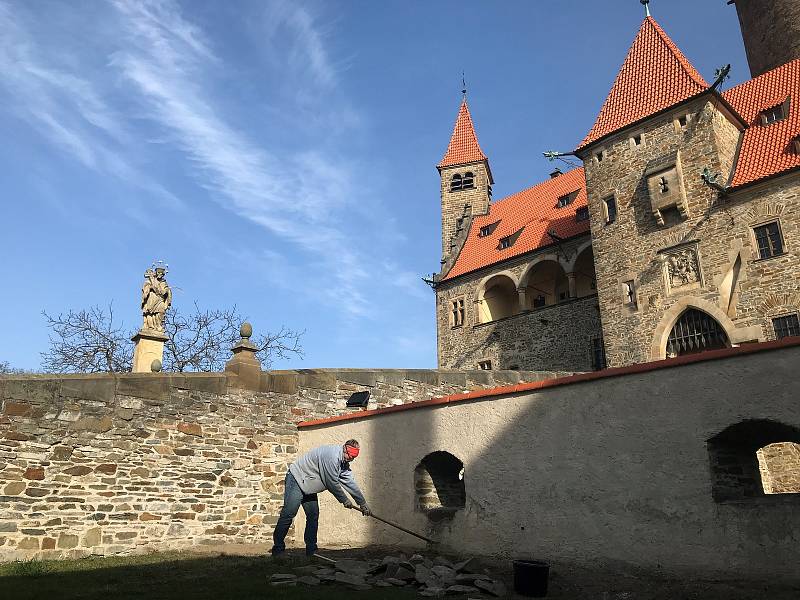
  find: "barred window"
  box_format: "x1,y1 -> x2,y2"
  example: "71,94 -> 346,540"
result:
773,314 -> 800,339
753,222 -> 784,259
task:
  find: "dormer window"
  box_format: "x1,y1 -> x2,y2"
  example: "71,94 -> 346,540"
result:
761,98 -> 790,125
450,173 -> 463,192
557,190 -> 579,208
462,172 -> 475,189
575,206 -> 590,222
498,228 -> 523,250
478,221 -> 499,238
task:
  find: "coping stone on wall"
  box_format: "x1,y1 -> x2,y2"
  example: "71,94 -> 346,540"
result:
179,374 -> 228,395
0,377 -> 62,403
262,372 -> 296,395
377,371 -> 407,387
438,371 -> 468,387
405,370 -> 440,386
60,377 -> 116,403
115,375 -> 173,402
336,370 -> 379,387
297,370 -> 337,391
489,371 -> 522,385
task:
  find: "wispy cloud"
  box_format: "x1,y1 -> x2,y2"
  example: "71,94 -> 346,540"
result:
0,2 -> 180,211
109,0 -> 375,315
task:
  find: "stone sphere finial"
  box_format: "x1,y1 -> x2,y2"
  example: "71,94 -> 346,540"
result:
150,359 -> 163,373
240,322 -> 253,340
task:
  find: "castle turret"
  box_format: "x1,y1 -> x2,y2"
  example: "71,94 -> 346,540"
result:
730,0 -> 800,77
437,97 -> 493,263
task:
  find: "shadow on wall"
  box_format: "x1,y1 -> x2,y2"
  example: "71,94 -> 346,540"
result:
301,342 -> 800,584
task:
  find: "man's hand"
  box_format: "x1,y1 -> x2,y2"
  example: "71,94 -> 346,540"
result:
359,503 -> 371,516
343,500 -> 356,510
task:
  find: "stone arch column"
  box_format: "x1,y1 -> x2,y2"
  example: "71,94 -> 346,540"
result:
650,296 -> 750,361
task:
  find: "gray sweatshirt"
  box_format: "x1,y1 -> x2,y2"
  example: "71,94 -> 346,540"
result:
288,444 -> 366,506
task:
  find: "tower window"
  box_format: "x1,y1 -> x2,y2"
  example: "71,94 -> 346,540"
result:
478,360 -> 492,370
773,314 -> 800,339
557,190 -> 579,208
603,196 -> 617,224
449,297 -> 465,328
450,173 -> 463,192
462,172 -> 475,189
623,280 -> 637,308
575,206 -> 590,222
595,150 -> 605,163
678,115 -> 688,128
631,133 -> 644,147
753,221 -> 784,259
761,99 -> 789,125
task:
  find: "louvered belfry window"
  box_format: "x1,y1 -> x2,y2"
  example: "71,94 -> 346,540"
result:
666,309 -> 729,357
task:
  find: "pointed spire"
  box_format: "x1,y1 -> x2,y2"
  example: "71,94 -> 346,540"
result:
577,16 -> 708,151
438,97 -> 488,169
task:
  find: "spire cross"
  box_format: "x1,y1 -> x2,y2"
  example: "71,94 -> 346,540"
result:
640,0 -> 651,17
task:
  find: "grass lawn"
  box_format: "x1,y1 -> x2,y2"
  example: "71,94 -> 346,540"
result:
0,551 -> 421,600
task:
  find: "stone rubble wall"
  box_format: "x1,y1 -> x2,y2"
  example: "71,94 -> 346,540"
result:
0,368 -> 559,560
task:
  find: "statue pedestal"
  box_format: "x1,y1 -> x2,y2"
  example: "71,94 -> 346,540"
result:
131,329 -> 168,373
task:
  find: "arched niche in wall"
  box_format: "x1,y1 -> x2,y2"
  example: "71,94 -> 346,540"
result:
478,274 -> 518,323
521,260 -> 569,309
414,451 -> 466,520
707,420 -> 800,502
572,245 -> 597,297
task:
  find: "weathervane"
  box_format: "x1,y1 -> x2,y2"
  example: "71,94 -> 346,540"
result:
461,72 -> 467,98
641,0 -> 651,17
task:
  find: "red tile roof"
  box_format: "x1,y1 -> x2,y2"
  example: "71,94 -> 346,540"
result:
438,97 -> 489,169
578,16 -> 708,151
723,59 -> 800,188
442,167 -> 589,281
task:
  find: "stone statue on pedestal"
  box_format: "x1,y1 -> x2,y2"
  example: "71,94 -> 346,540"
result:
140,265 -> 172,332
132,263 -> 171,373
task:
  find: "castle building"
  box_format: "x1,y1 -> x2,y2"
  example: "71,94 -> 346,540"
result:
433,2 -> 800,371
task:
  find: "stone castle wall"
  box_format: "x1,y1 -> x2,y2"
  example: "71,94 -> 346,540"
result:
435,235 -> 602,371
0,367 -> 555,560
583,96 -> 800,367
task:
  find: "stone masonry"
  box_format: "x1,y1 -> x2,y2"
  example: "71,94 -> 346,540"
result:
0,367 -> 556,560
436,235 -> 602,371
732,0 -> 800,77
582,96 -> 800,367
439,161 -> 491,261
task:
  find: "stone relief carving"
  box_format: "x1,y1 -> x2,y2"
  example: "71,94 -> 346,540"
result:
140,264 -> 172,332
660,245 -> 702,294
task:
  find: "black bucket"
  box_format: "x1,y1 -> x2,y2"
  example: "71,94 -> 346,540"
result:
513,559 -> 549,597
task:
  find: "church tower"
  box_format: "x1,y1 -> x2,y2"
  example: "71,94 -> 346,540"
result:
437,97 -> 493,263
730,0 -> 800,77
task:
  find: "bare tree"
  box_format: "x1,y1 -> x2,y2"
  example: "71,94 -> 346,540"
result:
252,325 -> 305,369
0,361 -> 28,375
41,303 -> 304,373
41,304 -> 133,373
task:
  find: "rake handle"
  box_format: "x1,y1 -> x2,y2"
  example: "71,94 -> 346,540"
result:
347,505 -> 436,544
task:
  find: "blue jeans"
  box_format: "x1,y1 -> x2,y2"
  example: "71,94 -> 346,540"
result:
271,471 -> 319,555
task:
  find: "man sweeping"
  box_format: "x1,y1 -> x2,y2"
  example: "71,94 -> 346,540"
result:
271,439 -> 371,558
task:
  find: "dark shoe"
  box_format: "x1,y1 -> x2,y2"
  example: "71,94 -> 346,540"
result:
270,550 -> 286,562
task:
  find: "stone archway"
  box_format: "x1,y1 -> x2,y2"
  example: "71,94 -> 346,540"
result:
651,297 -> 739,360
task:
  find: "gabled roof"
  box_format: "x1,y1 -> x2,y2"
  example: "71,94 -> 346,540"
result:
577,16 -> 708,151
442,168 -> 589,281
438,98 -> 489,169
723,59 -> 800,188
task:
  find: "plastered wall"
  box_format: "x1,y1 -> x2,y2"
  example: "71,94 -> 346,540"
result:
297,343 -> 800,583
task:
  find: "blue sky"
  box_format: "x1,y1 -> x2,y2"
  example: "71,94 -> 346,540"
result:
0,0 -> 748,371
